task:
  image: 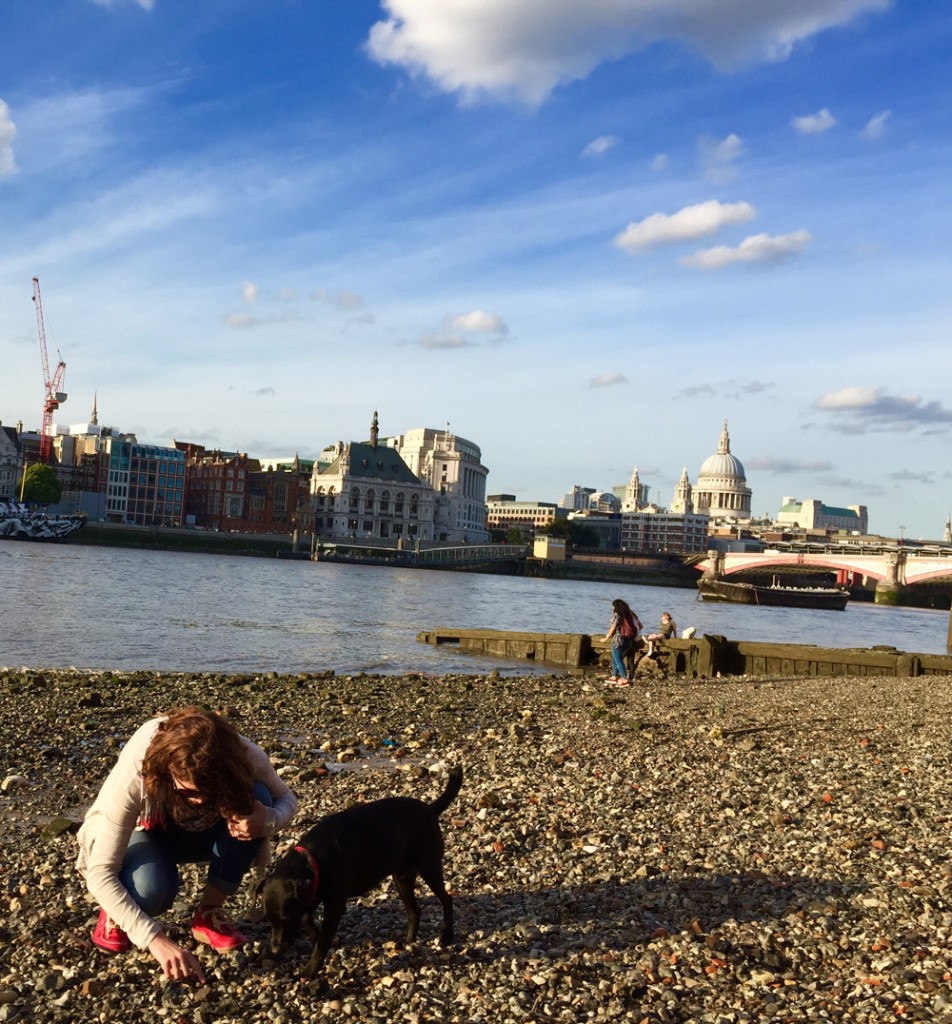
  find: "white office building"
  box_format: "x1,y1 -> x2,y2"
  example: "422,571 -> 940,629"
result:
385,426 -> 489,543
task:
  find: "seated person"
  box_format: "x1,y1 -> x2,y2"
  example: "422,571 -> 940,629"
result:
645,611 -> 677,656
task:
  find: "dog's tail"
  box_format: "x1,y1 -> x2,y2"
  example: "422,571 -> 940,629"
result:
429,765 -> 463,817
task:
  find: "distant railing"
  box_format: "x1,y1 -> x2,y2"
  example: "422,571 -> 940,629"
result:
313,540 -> 527,565
416,544 -> 525,563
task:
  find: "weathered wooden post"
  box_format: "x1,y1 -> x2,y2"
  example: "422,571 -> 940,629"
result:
696,634 -> 727,677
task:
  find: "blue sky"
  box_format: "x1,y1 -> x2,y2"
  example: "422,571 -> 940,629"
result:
1,0 -> 950,538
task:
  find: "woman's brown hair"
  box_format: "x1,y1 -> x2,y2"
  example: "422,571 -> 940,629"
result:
142,706 -> 255,818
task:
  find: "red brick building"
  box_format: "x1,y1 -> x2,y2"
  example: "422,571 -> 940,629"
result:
176,444 -> 313,535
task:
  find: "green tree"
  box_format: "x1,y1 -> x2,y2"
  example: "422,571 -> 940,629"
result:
567,521 -> 600,549
540,518 -> 571,538
19,463 -> 63,506
540,517 -> 601,549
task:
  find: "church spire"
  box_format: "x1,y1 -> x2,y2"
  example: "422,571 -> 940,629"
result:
90,392 -> 98,426
717,419 -> 730,455
672,466 -> 693,514
622,466 -> 641,512
370,410 -> 379,448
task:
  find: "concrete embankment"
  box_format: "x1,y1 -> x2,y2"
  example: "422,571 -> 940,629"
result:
72,522 -> 293,557
417,627 -> 952,679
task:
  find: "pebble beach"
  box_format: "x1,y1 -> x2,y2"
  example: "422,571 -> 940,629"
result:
0,665 -> 950,1023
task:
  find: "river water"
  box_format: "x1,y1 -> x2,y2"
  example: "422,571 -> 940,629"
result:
2,543 -> 949,675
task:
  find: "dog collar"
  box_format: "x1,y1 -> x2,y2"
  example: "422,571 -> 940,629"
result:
294,844 -> 320,905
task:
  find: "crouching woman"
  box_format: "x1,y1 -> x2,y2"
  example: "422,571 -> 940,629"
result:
77,706 -> 298,982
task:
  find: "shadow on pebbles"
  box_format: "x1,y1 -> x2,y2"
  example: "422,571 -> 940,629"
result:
0,666 -> 950,1023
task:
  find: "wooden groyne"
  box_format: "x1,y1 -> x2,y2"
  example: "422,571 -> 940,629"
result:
417,630 -> 593,668
416,628 -> 952,678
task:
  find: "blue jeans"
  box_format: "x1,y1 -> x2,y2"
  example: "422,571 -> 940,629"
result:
120,782 -> 272,916
611,640 -> 630,678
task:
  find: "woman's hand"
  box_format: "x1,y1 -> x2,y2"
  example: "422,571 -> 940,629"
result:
149,932 -> 206,983
226,799 -> 268,840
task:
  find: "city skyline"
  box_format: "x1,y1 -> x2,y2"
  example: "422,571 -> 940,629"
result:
1,2 -> 950,539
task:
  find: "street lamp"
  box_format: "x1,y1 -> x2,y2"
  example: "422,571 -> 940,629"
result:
899,525 -> 905,547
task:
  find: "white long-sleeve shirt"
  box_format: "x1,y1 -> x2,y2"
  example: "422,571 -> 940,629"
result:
76,717 -> 298,950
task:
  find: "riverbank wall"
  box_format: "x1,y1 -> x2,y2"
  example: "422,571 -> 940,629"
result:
71,522 -> 292,557
68,526 -> 702,587
417,627 -> 952,679
530,551 -> 699,588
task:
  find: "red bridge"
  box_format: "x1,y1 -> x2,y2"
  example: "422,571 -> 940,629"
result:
696,543 -> 952,604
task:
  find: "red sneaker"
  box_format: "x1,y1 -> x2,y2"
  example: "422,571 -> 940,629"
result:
191,906 -> 247,951
92,908 -> 130,953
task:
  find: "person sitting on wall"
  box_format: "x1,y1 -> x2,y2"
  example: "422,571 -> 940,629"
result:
645,611 -> 678,657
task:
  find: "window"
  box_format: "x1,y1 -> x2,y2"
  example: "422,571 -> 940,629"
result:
349,487 -> 360,512
410,495 -> 419,518
364,489 -> 375,513
379,490 -> 390,513
394,492 -> 404,514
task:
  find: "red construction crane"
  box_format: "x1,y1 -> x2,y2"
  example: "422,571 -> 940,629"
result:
32,276 -> 67,463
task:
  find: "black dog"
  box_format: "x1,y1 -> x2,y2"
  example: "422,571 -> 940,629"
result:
260,765 -> 462,979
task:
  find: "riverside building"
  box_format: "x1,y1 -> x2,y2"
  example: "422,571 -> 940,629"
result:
486,496 -> 567,535
384,426 -> 489,543
776,498 -> 869,535
311,413 -> 436,543
0,423 -> 19,499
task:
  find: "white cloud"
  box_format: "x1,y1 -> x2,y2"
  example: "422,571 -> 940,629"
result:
676,378 -> 774,400
746,456 -> 834,473
418,332 -> 472,350
416,309 -> 508,349
312,288 -> 365,310
859,109 -> 891,140
91,0 -> 156,10
225,313 -> 256,329
0,100 -> 17,175
814,387 -> 952,433
22,87 -> 157,171
366,0 -> 890,105
581,135 -> 619,157
242,282 -> 259,305
792,107 -> 836,134
448,309 -> 508,335
589,372 -> 628,389
699,132 -> 744,182
222,311 -> 303,330
681,229 -> 812,269
615,199 -> 756,253
650,153 -> 668,172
